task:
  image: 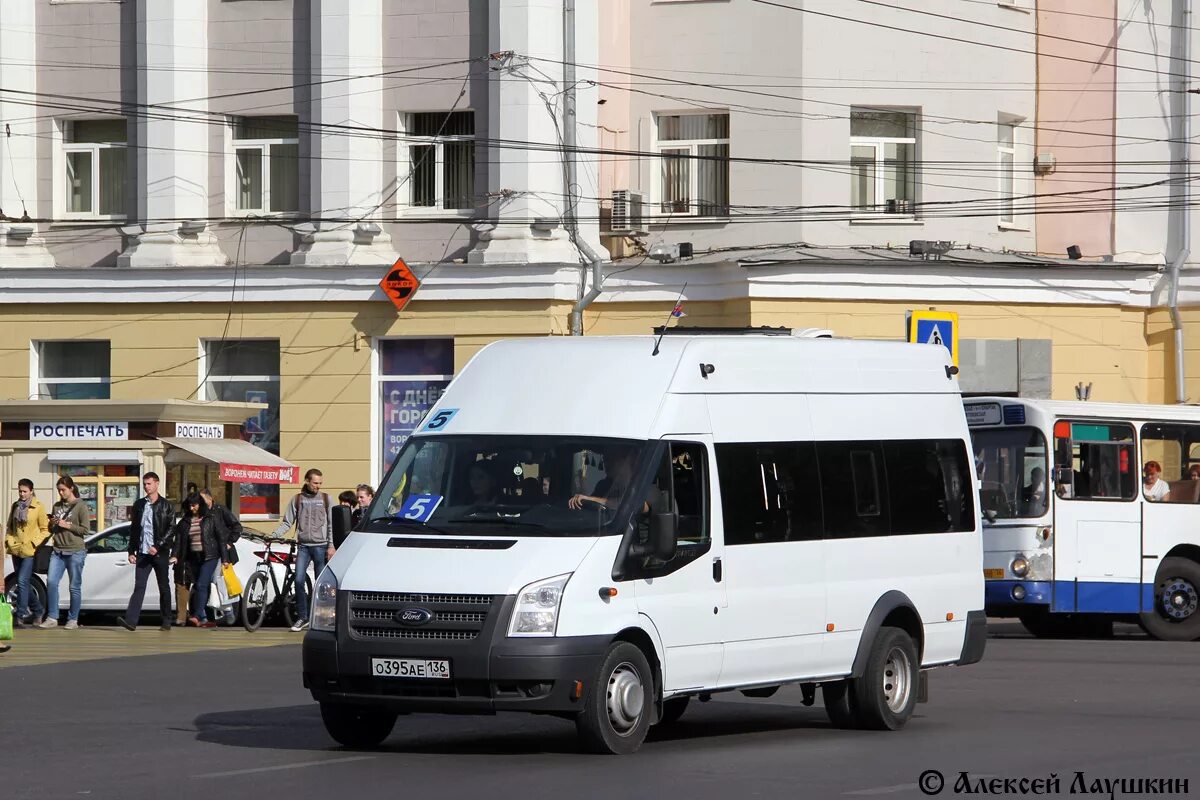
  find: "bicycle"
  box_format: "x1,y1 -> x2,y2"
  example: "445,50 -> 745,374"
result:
240,536 -> 311,631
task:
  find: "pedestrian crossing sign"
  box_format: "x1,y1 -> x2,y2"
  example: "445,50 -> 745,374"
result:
907,310 -> 959,367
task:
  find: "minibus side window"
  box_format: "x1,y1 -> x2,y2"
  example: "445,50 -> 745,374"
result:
883,439 -> 975,533
714,442 -> 822,545
618,441 -> 710,579
817,441 -> 890,538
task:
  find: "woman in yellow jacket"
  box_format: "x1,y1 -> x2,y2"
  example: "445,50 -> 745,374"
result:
5,478 -> 51,626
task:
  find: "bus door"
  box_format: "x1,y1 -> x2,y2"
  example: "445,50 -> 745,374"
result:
1051,420 -> 1141,613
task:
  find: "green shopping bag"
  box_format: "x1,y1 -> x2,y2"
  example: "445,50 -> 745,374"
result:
0,596 -> 13,641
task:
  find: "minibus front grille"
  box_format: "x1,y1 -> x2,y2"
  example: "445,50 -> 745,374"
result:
347,591 -> 498,642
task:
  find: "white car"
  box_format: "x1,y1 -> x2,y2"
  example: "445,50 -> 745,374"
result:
4,522 -> 265,624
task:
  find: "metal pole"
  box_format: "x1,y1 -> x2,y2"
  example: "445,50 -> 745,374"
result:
1172,0 -> 1192,403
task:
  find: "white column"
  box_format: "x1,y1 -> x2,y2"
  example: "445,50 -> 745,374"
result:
291,0 -> 395,266
0,0 -> 54,267
470,0 -> 605,265
119,0 -> 226,267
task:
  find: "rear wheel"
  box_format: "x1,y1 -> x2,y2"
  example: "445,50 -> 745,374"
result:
575,642 -> 654,754
1139,557 -> 1200,641
283,574 -> 312,628
241,572 -> 269,632
320,703 -> 397,749
853,627 -> 919,731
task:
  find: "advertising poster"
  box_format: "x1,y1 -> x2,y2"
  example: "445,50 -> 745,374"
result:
382,379 -> 451,475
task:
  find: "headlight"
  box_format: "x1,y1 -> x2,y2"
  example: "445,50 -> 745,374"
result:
311,568 -> 338,632
1010,555 -> 1030,578
508,574 -> 572,637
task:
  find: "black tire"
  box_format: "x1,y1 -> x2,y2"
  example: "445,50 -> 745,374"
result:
283,574 -> 312,628
852,627 -> 919,731
575,642 -> 654,754
822,680 -> 860,729
1140,557 -> 1200,642
320,703 -> 397,749
658,697 -> 689,726
4,573 -> 47,621
241,572 -> 270,632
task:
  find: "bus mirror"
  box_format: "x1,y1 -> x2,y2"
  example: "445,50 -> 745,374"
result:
1053,467 -> 1073,485
331,505 -> 353,547
649,512 -> 678,561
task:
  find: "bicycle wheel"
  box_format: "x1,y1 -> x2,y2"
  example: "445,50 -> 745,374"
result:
241,572 -> 270,632
283,574 -> 312,629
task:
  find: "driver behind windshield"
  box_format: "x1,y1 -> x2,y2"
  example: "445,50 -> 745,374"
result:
569,450 -> 637,510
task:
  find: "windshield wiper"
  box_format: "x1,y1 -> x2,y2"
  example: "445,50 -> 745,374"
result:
368,517 -> 452,535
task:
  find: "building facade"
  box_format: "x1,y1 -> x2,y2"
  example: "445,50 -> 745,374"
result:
0,0 -> 1196,516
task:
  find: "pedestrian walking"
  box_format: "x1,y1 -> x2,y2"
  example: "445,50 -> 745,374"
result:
116,472 -> 175,632
37,476 -> 91,629
273,468 -> 333,632
4,478 -> 50,627
171,493 -> 231,628
353,484 -> 374,529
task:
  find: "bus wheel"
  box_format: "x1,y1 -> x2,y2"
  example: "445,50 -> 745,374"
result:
1140,557 -> 1200,642
852,627 -> 919,731
822,680 -> 860,729
658,697 -> 689,726
575,642 -> 654,754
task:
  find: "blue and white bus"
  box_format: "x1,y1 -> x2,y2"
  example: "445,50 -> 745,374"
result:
966,397 -> 1200,640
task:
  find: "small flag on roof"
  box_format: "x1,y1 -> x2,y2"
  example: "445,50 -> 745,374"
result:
671,303 -> 686,318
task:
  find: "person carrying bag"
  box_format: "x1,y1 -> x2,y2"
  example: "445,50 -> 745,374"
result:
4,478 -> 51,627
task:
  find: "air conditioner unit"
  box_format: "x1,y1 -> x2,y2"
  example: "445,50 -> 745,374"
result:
609,189 -> 647,235
1034,152 -> 1056,175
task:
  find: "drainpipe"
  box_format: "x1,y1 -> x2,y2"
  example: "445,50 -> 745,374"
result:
564,0 -> 605,336
1171,0 -> 1192,403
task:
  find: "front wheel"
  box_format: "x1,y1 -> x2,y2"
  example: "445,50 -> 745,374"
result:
658,697 -> 689,726
1140,557 -> 1200,641
241,572 -> 270,632
283,574 -> 312,628
575,642 -> 654,754
320,703 -> 397,749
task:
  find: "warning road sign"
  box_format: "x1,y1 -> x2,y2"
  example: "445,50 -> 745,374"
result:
379,257 -> 420,312
906,310 -> 959,367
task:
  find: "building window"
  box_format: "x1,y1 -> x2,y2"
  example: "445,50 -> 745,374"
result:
34,340 -> 111,400
377,339 -> 454,480
655,113 -> 730,216
402,111 -> 475,212
998,122 -> 1016,224
202,339 -> 281,516
62,119 -> 127,219
850,109 -> 917,214
231,116 -> 299,214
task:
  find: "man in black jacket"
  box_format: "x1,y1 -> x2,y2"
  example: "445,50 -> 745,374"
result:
117,472 -> 176,631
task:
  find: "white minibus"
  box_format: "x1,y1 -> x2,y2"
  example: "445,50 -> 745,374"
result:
303,331 -> 986,754
966,397 -> 1200,641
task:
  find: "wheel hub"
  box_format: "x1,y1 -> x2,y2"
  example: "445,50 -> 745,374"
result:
606,661 -> 645,735
1161,578 -> 1199,621
882,647 -> 912,713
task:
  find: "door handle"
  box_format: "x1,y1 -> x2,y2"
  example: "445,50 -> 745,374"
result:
712,556 -> 723,583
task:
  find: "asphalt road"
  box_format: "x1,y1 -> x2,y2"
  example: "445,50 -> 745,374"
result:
3,621 -> 1198,800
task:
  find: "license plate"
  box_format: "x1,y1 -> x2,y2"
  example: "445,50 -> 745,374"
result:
371,657 -> 451,680
983,568 -> 1004,579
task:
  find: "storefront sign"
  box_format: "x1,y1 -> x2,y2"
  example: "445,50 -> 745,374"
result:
31,422 -> 129,441
379,257 -> 421,312
219,463 -> 298,484
174,422 -> 225,439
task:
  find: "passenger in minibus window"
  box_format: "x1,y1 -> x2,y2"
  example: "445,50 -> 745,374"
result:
467,462 -> 500,505
1143,460 -> 1170,502
1189,464 -> 1200,481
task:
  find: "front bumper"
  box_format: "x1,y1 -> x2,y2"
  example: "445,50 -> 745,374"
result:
985,580 -> 1052,614
302,593 -> 610,715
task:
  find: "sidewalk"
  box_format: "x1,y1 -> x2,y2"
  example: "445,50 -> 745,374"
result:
0,626 -> 299,669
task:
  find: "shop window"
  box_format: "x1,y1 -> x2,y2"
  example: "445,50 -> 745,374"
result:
57,464 -> 140,533
34,340 -> 111,400
202,339 -> 280,516
378,339 -> 454,480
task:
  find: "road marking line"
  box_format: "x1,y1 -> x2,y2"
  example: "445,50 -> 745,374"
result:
193,755 -> 375,779
844,784 -> 918,796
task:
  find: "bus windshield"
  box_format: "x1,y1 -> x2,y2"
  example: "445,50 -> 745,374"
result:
970,427 -> 1049,519
368,434 -> 650,537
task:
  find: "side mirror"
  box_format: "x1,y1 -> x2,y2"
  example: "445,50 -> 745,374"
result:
649,512 -> 678,562
982,509 -> 998,524
331,505 -> 353,548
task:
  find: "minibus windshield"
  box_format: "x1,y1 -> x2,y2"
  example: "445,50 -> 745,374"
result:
367,435 -> 650,536
970,427 -> 1049,519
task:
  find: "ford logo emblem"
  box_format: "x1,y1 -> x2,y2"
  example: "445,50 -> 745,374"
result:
396,608 -> 433,626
